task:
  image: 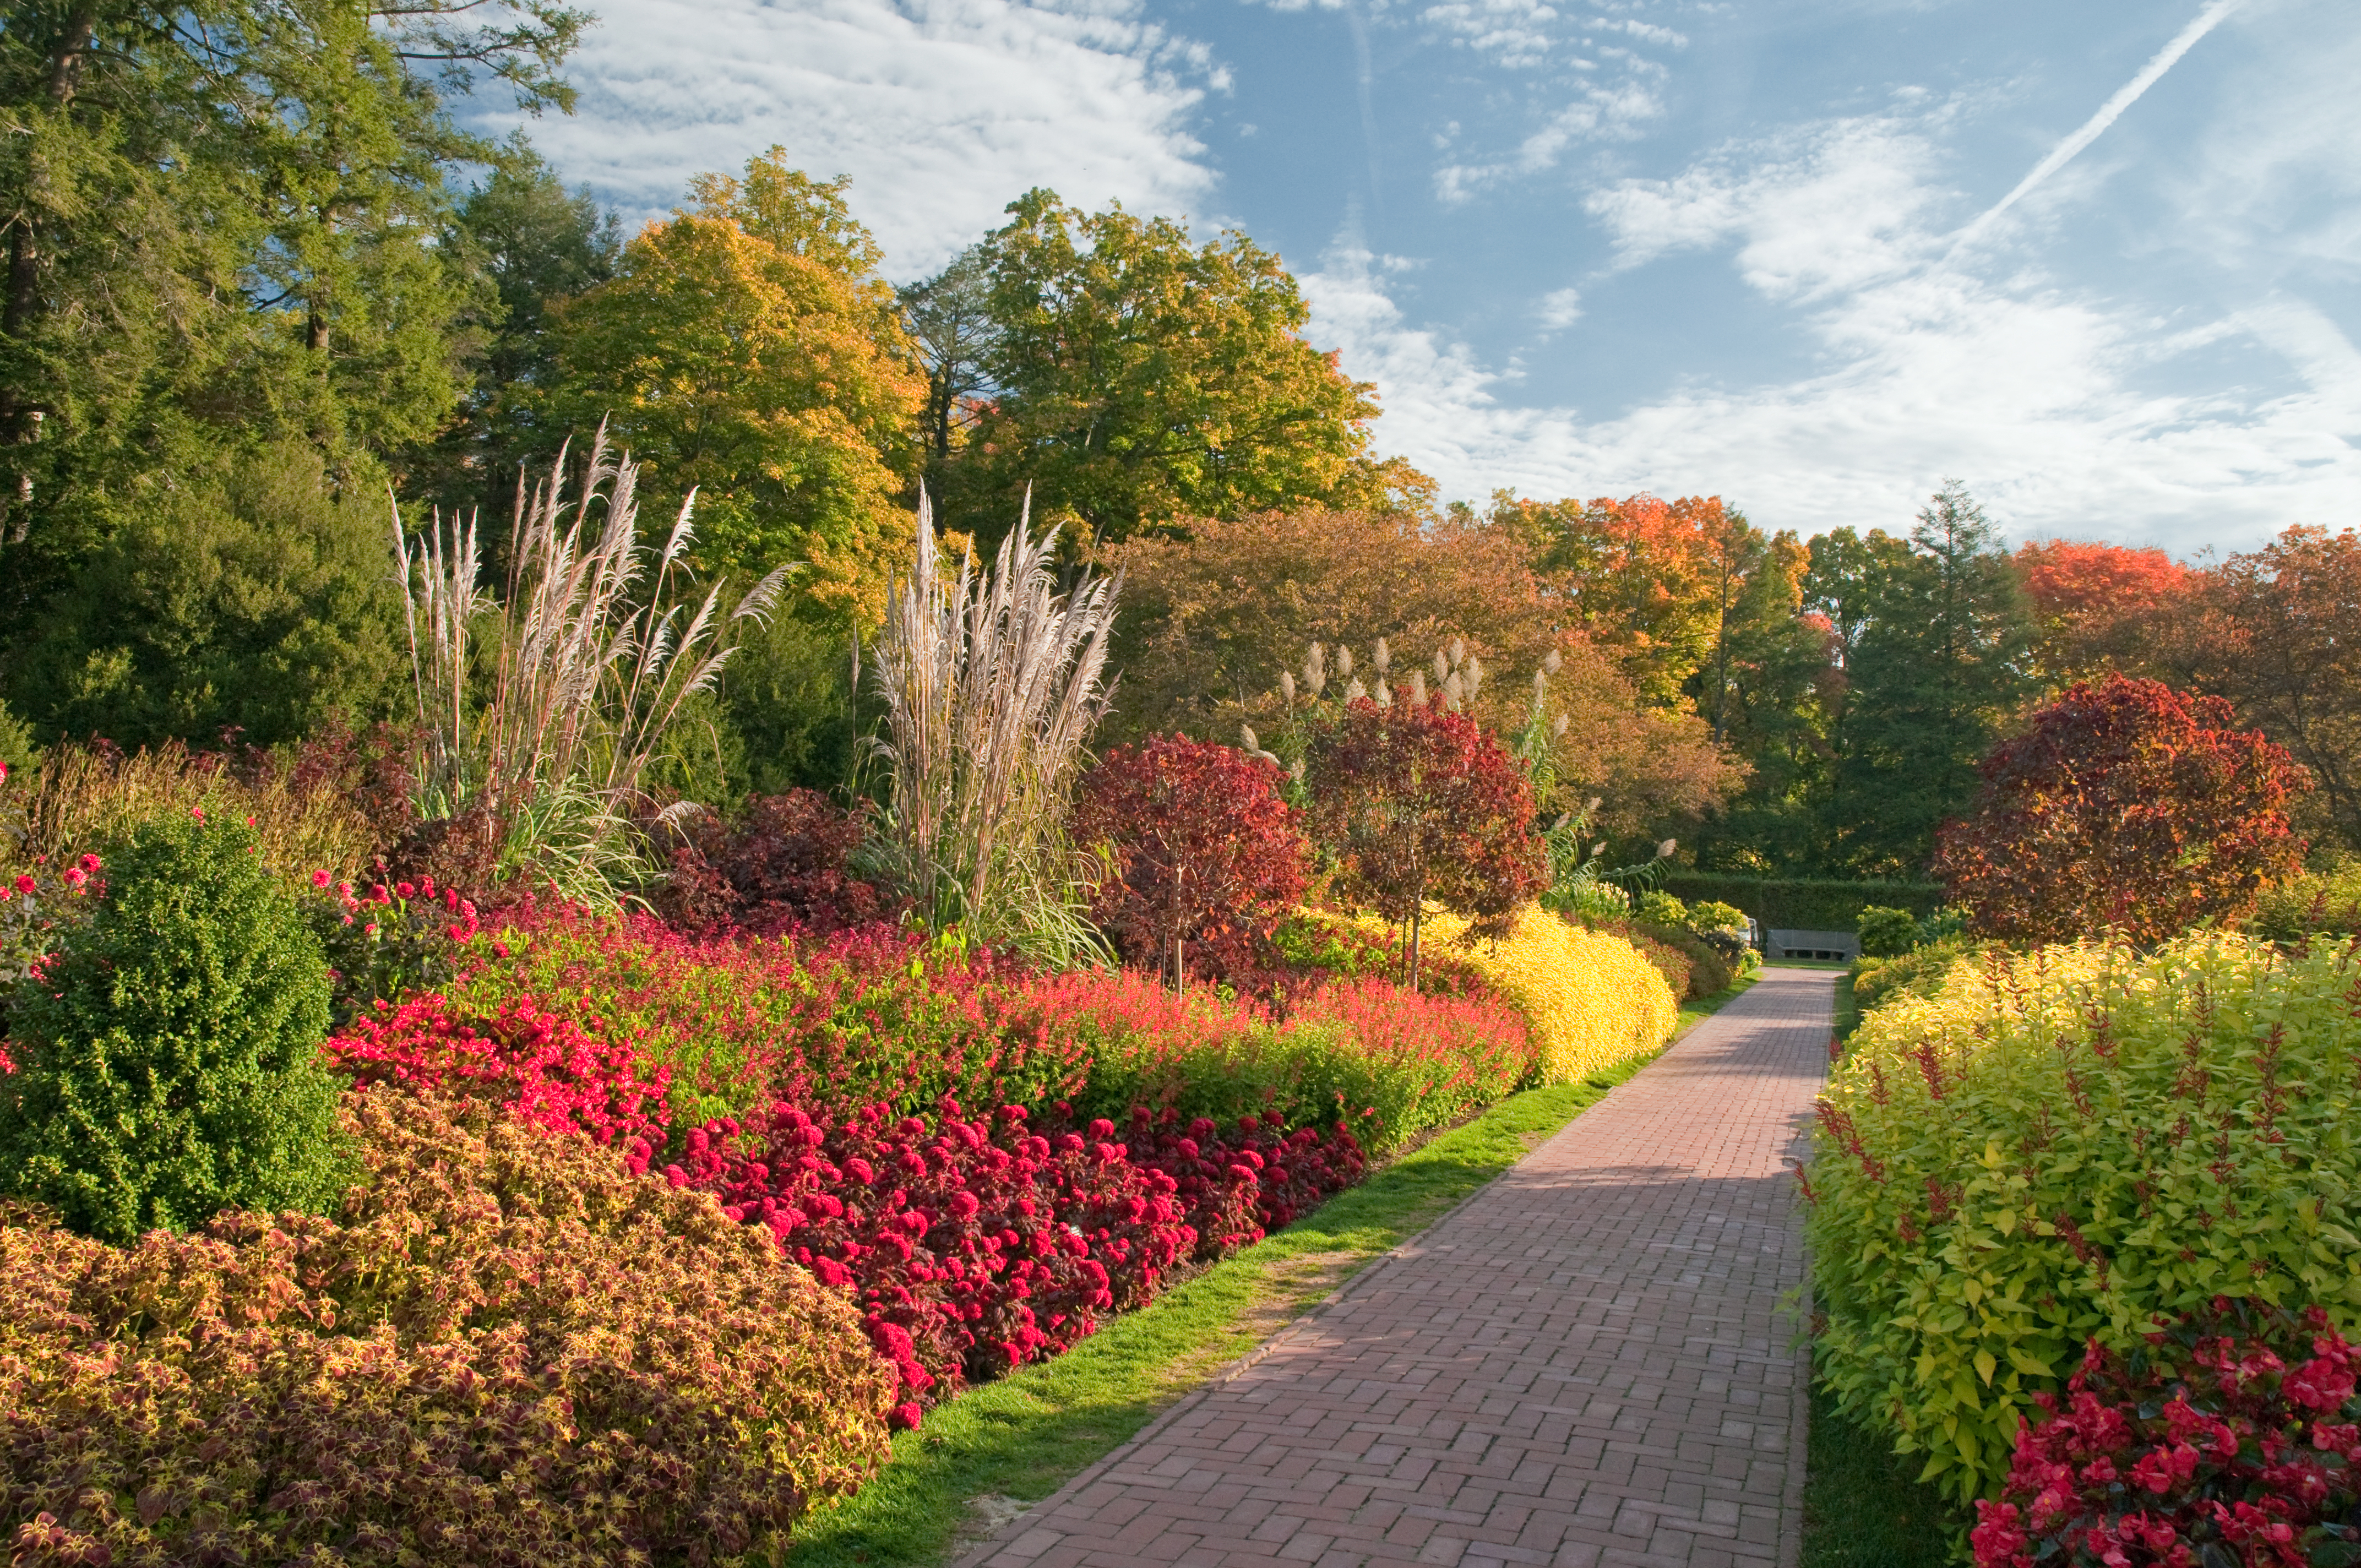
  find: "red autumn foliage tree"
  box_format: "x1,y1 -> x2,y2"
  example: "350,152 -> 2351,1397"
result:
1305,696 -> 1546,989
1932,674 -> 2309,944
1072,736 -> 1310,986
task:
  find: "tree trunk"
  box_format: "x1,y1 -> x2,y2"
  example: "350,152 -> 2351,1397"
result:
1407,903 -> 1422,994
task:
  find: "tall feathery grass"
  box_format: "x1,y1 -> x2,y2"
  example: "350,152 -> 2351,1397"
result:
0,742 -> 376,885
867,492 -> 1121,962
393,426 -> 790,906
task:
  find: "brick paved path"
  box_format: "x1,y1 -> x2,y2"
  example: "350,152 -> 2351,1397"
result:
962,967 -> 1835,1568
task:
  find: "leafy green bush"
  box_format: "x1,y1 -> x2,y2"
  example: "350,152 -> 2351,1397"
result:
1658,872 -> 1946,932
0,811 -> 346,1241
1683,898 -> 1747,936
1857,905 -> 1921,957
1636,890 -> 1687,925
0,1088 -> 894,1566
1805,935 -> 2361,1506
2250,858 -> 2361,942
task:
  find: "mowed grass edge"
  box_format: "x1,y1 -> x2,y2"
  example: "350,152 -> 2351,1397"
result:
778,976 -> 1760,1568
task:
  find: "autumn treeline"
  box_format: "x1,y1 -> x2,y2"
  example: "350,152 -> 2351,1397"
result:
0,5 -> 2349,878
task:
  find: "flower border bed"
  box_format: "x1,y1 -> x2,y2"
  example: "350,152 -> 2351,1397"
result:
775,978 -> 1754,1568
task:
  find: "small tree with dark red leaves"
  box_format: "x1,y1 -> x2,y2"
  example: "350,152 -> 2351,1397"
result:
1973,1300 -> 2361,1568
655,788 -> 896,938
1072,737 -> 1309,988
1933,674 -> 2309,945
1305,696 -> 1546,989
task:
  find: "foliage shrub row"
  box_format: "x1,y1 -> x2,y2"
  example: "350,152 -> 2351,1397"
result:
1804,935 -> 2361,1505
0,1090 -> 894,1568
1347,905 -> 1678,1084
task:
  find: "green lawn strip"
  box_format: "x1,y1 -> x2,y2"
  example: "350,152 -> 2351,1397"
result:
780,981 -> 1760,1568
1801,1384 -> 1963,1568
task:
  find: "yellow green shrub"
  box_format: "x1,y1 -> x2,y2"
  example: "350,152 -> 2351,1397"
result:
1806,935 -> 2361,1506
1353,904 -> 1678,1084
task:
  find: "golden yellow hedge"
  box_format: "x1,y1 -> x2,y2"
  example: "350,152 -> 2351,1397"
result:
1347,904 -> 1679,1084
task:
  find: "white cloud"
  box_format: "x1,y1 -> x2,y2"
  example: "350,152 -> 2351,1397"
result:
1536,286 -> 1584,329
469,0 -> 1225,278
1434,79 -> 1662,202
1303,111 -> 2361,552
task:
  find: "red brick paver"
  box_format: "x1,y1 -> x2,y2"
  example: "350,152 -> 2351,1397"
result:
960,966 -> 1836,1568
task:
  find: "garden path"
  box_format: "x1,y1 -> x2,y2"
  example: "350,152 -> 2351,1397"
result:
959,966 -> 1836,1568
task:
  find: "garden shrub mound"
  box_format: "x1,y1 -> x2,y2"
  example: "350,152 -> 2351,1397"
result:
1033,967 -> 1532,1153
1358,903 -> 1677,1084
0,1088 -> 894,1568
0,810 -> 349,1243
1805,935 -> 2361,1506
1971,1300 -> 2361,1568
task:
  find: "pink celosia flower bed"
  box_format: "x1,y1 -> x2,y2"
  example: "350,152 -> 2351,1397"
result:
654,1098 -> 1195,1423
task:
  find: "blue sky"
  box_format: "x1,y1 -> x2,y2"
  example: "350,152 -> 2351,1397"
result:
474,0 -> 2361,555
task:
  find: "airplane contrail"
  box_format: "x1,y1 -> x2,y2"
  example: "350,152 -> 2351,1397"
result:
1951,0 -> 2244,253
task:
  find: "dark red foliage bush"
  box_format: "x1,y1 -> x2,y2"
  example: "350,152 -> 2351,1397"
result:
324,991 -> 673,1151
0,1090 -> 895,1568
1934,674 -> 2310,945
656,1097 -> 1194,1419
1973,1301 -> 2361,1568
1073,737 -> 1309,987
656,790 -> 896,938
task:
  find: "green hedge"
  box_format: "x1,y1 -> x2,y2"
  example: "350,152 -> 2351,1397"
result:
1658,874 -> 1946,933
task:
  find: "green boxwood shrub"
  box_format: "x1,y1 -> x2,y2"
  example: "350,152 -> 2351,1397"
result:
0,810 -> 346,1241
1805,935 -> 2361,1506
1856,904 -> 1921,957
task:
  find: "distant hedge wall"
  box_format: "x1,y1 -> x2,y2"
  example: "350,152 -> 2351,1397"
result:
1655,874 -> 1946,934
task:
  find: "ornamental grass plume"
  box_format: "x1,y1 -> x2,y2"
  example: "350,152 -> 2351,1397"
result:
392,424 -> 792,908
868,490 -> 1122,962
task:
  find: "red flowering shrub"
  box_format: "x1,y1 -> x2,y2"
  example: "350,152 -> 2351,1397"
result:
448,911 -> 1084,1131
1934,675 -> 2310,945
1015,966 -> 1527,1153
1306,696 -> 1547,990
0,1090 -> 895,1568
655,790 -> 897,938
307,870 -> 483,1025
1973,1302 -> 2361,1568
660,1097 -> 1193,1415
324,992 -> 672,1150
1073,737 -> 1309,988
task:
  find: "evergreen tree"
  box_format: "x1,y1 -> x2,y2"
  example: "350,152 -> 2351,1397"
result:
1816,481 -> 2036,876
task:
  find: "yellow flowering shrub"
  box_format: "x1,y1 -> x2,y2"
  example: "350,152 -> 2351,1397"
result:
1345,904 -> 1678,1084
1808,935 -> 2361,1504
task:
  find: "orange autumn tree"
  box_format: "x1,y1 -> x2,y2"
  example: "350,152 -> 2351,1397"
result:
2014,538 -> 2196,684
1489,492 -> 1767,706
1931,674 -> 2309,945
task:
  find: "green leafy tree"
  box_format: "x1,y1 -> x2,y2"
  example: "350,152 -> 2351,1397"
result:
1814,483 -> 2036,876
0,0 -> 586,733
898,243 -> 999,494
0,810 -> 346,1242
415,141 -> 620,519
6,440 -> 404,747
942,189 -> 1402,546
